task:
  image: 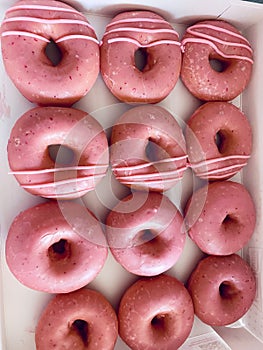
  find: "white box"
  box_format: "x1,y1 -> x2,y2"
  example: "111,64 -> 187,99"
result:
1,0 -> 263,349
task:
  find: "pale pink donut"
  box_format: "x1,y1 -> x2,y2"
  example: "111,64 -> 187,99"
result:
7,107 -> 109,199
181,20 -> 253,101
118,274 -> 194,350
35,288 -> 118,350
110,105 -> 187,192
5,201 -> 108,293
185,102 -> 252,180
100,11 -> 181,103
106,192 -> 185,276
184,181 -> 256,255
187,254 -> 256,326
1,0 -> 99,106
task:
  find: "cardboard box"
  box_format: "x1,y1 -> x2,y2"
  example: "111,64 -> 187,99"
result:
0,0 -> 263,349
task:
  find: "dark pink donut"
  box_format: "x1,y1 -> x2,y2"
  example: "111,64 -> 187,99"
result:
118,274 -> 194,350
100,11 -> 181,103
6,201 -> 108,293
35,288 -> 118,350
185,102 -> 252,181
1,0 -> 99,106
181,20 -> 253,101
184,181 -> 256,255
187,254 -> 256,326
106,191 -> 185,276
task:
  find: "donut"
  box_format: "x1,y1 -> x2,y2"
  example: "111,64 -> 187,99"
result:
35,288 -> 118,350
100,11 -> 181,103
7,107 -> 109,199
106,191 -> 185,276
181,20 -> 253,101
110,105 -> 187,192
5,201 -> 108,293
185,102 -> 252,180
118,274 -> 194,350
1,0 -> 99,106
187,254 -> 256,326
184,181 -> 256,255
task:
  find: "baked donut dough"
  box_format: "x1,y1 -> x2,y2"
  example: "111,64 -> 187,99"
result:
185,102 -> 252,180
1,0 -> 99,105
187,254 -> 256,326
6,201 -> 108,293
181,20 -> 253,101
35,288 -> 118,350
110,105 -> 187,192
7,107 -> 109,199
100,11 -> 181,103
184,181 -> 256,255
118,274 -> 194,350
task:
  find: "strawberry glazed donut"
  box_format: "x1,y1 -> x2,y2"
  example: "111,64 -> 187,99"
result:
7,107 -> 109,199
35,288 -> 118,350
185,102 -> 252,180
5,201 -> 108,293
100,11 -> 181,103
187,254 -> 256,326
118,274 -> 194,350
184,181 -> 256,255
106,192 -> 185,276
1,0 -> 99,106
110,105 -> 187,192
181,20 -> 253,101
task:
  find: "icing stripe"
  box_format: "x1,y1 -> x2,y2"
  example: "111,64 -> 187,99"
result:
104,27 -> 179,37
9,164 -> 108,175
107,37 -> 180,47
196,163 -> 247,178
56,34 -> 99,44
6,4 -> 81,15
119,176 -> 184,185
106,17 -> 170,28
1,30 -> 49,42
44,189 -> 91,199
190,154 -> 250,169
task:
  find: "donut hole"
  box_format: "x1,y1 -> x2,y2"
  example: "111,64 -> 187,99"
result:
209,57 -> 229,73
145,138 -> 168,163
137,229 -> 157,244
222,214 -> 238,231
214,130 -> 228,154
48,144 -> 75,165
48,239 -> 71,262
44,39 -> 63,66
71,319 -> 89,346
219,281 -> 240,299
134,47 -> 149,72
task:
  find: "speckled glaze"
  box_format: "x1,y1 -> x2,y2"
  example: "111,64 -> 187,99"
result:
1,0 -> 100,105
106,192 -> 185,276
186,102 -> 252,180
5,201 -> 108,293
187,254 -> 256,326
184,181 -> 256,255
110,105 -> 187,192
118,274 -> 194,350
7,107 -> 109,199
35,288 -> 118,350
181,20 -> 253,101
100,11 -> 181,103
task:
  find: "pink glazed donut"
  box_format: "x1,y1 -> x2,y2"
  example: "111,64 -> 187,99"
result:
35,288 -> 118,350
7,107 -> 109,199
118,274 -> 194,350
106,192 -> 185,276
185,102 -> 252,180
184,181 -> 256,255
100,11 -> 181,103
187,254 -> 256,326
181,20 -> 253,101
1,0 -> 99,106
5,201 -> 108,293
110,105 -> 187,192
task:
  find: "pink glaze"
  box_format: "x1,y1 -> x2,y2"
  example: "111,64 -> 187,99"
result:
5,201 -> 108,293
118,274 -> 194,350
106,192 -> 185,276
181,20 -> 253,101
185,102 -> 252,180
110,105 -> 187,192
35,288 -> 118,350
7,107 -> 109,199
187,254 -> 256,326
1,0 -> 100,106
184,181 -> 256,255
100,10 -> 181,103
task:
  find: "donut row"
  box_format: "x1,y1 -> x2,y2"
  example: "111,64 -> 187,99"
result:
1,0 -> 253,105
7,102 -> 252,199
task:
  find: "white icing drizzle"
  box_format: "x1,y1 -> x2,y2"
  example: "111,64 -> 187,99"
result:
104,26 -> 179,37
9,164 -> 108,175
190,154 -> 250,169
106,17 -> 170,28
107,37 -> 181,47
6,4 -> 82,15
56,34 -> 99,44
119,175 -> 184,185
